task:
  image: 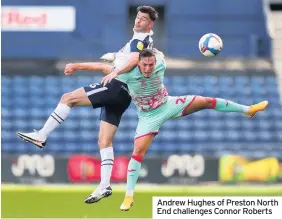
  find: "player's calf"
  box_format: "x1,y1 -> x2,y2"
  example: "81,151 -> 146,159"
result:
16,102 -> 71,148
208,97 -> 250,113
209,98 -> 268,117
120,135 -> 154,211
181,96 -> 211,115
182,96 -> 267,116
16,88 -> 91,148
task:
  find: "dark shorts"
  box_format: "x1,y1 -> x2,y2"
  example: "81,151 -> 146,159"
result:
84,79 -> 131,127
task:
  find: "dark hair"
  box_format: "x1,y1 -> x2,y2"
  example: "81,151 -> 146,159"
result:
139,48 -> 156,61
137,6 -> 158,21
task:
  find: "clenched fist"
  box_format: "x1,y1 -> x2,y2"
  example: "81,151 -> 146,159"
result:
64,63 -> 77,75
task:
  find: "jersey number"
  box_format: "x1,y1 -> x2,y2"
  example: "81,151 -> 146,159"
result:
176,97 -> 186,104
89,83 -> 99,89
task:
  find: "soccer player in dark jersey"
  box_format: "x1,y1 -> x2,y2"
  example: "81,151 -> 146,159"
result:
16,6 -> 158,204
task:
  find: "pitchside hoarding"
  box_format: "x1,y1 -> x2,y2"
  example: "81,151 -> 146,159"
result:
2,154 -> 218,184
3,153 -> 281,184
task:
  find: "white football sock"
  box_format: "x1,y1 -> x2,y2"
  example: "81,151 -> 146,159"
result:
100,147 -> 114,188
38,103 -> 71,139
242,106 -> 250,113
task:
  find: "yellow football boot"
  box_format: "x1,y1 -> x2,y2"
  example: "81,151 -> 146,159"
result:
245,100 -> 269,118
120,196 -> 134,211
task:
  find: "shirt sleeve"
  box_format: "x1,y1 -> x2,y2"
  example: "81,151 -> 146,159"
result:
129,39 -> 145,52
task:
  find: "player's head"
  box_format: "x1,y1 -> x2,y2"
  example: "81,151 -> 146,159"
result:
138,49 -> 157,78
134,6 -> 158,33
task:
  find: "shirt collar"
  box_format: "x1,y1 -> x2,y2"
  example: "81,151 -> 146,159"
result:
132,29 -> 154,39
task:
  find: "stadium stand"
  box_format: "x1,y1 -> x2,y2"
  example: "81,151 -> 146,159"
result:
2,0 -> 281,158
2,74 -> 281,158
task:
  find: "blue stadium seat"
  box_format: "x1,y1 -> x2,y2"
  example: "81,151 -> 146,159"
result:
2,75 -> 281,157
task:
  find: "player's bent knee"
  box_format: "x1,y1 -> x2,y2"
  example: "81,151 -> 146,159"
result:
205,97 -> 215,109
98,138 -> 113,149
60,92 -> 72,105
195,96 -> 214,109
133,147 -> 146,157
60,92 -> 79,107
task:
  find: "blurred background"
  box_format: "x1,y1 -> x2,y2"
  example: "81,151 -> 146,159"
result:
1,0 -> 282,218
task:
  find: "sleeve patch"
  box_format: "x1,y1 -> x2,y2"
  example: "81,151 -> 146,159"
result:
137,41 -> 144,51
130,39 -> 144,52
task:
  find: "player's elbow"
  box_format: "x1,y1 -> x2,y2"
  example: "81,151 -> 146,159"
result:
129,52 -> 140,64
132,57 -> 139,65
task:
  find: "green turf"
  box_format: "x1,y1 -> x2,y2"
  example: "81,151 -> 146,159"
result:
2,184 -> 282,218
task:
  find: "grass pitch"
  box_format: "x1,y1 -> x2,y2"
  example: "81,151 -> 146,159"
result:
1,184 -> 282,218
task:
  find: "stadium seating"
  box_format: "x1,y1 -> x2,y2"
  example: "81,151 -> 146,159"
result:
2,74 -> 282,158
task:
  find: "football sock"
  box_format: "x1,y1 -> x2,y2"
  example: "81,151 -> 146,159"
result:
39,103 -> 71,139
211,98 -> 250,113
100,147 -> 114,188
125,155 -> 143,197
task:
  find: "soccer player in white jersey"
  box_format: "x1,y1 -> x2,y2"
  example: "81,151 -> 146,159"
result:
101,49 -> 269,211
16,6 -> 158,204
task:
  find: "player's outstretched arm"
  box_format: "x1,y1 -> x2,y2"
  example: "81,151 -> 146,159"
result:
64,62 -> 113,75
101,52 -> 139,85
114,52 -> 139,75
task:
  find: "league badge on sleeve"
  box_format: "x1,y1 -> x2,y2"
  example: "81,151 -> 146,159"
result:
137,41 -> 144,51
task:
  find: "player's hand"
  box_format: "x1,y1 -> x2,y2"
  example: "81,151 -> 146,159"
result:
100,53 -> 116,62
64,63 -> 77,75
101,70 -> 118,86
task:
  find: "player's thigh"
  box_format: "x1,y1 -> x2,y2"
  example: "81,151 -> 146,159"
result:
98,120 -> 118,148
99,89 -> 131,127
182,95 -> 213,116
163,95 -> 196,119
84,82 -> 112,108
134,114 -> 161,141
98,99 -> 130,148
62,87 -> 92,106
